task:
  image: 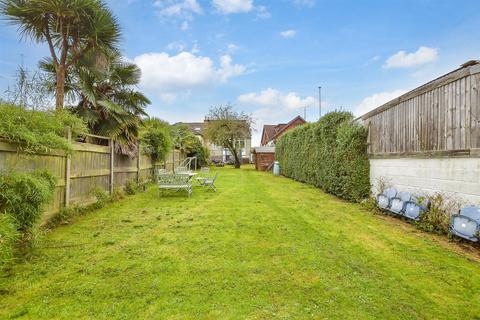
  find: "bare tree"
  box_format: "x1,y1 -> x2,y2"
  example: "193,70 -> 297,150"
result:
3,65 -> 51,110
204,105 -> 253,168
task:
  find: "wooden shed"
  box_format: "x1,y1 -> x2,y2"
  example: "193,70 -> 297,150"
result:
358,60 -> 480,204
252,146 -> 275,171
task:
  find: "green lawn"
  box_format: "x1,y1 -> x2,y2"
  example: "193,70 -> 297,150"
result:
1,166 -> 480,319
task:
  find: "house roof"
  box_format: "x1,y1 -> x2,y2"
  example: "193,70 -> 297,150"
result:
271,116 -> 306,141
178,122 -> 204,135
261,125 -> 278,145
261,116 -> 306,145
252,146 -> 275,153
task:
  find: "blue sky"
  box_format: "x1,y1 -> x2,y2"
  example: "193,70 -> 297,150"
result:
1,0 -> 480,144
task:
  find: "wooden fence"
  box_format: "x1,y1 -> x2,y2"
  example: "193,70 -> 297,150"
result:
0,136 -> 184,223
358,61 -> 480,158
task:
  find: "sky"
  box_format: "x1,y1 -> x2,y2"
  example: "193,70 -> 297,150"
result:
1,0 -> 480,145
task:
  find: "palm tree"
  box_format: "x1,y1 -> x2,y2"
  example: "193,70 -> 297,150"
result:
41,51 -> 150,155
1,0 -> 121,111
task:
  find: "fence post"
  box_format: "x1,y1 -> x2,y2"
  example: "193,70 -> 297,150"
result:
137,142 -> 141,184
110,138 -> 114,195
64,127 -> 71,208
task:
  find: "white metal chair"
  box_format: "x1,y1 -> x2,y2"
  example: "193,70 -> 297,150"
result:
194,167 -> 210,186
203,172 -> 218,192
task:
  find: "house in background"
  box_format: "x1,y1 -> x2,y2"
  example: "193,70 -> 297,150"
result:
261,115 -> 306,146
253,115 -> 306,171
180,120 -> 252,163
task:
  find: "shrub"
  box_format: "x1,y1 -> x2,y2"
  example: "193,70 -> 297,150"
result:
91,188 -> 110,209
140,118 -> 172,163
0,213 -> 20,269
0,170 -> 56,235
111,187 -> 126,201
418,193 -> 463,235
0,103 -> 87,154
125,180 -> 138,195
276,111 -> 370,202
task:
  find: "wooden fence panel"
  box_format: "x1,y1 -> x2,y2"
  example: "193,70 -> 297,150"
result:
360,64 -> 480,157
0,138 -> 185,222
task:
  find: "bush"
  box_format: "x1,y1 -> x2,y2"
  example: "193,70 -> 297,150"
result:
418,193 -> 463,235
0,103 -> 87,154
0,170 -> 56,235
276,111 -> 370,202
140,118 -> 172,163
111,187 -> 126,201
91,188 -> 111,209
0,214 -> 20,269
125,180 -> 138,195
44,204 -> 87,229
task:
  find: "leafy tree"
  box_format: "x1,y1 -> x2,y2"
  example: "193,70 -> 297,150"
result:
170,124 -> 200,154
189,141 -> 210,167
204,105 -> 252,168
170,124 -> 210,167
1,0 -> 121,111
40,51 -> 150,155
140,118 -> 172,164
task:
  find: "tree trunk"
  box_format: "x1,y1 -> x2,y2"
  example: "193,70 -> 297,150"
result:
55,65 -> 66,111
232,148 -> 241,169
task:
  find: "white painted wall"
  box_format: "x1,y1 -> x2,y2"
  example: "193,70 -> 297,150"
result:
370,158 -> 480,205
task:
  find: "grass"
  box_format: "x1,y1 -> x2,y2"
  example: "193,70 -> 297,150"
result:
1,166 -> 480,319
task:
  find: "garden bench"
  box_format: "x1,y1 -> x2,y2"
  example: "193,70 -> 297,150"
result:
158,173 -> 192,197
175,166 -> 188,173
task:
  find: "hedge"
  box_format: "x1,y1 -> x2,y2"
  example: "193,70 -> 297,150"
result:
0,103 -> 87,154
275,111 -> 370,202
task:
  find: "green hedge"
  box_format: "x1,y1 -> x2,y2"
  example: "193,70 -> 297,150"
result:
0,103 -> 87,154
276,111 -> 370,202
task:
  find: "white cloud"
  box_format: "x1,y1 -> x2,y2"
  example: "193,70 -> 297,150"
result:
255,5 -> 271,19
166,41 -> 187,52
218,55 -> 246,82
211,0 -> 269,17
180,20 -> 189,30
166,41 -> 200,54
280,29 -> 296,38
383,46 -> 438,69
238,88 -> 324,145
293,0 -> 315,7
154,0 -> 201,29
226,43 -> 240,54
238,88 -> 316,110
212,0 -> 253,14
155,0 -> 202,18
133,52 -> 247,101
355,89 -> 407,116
